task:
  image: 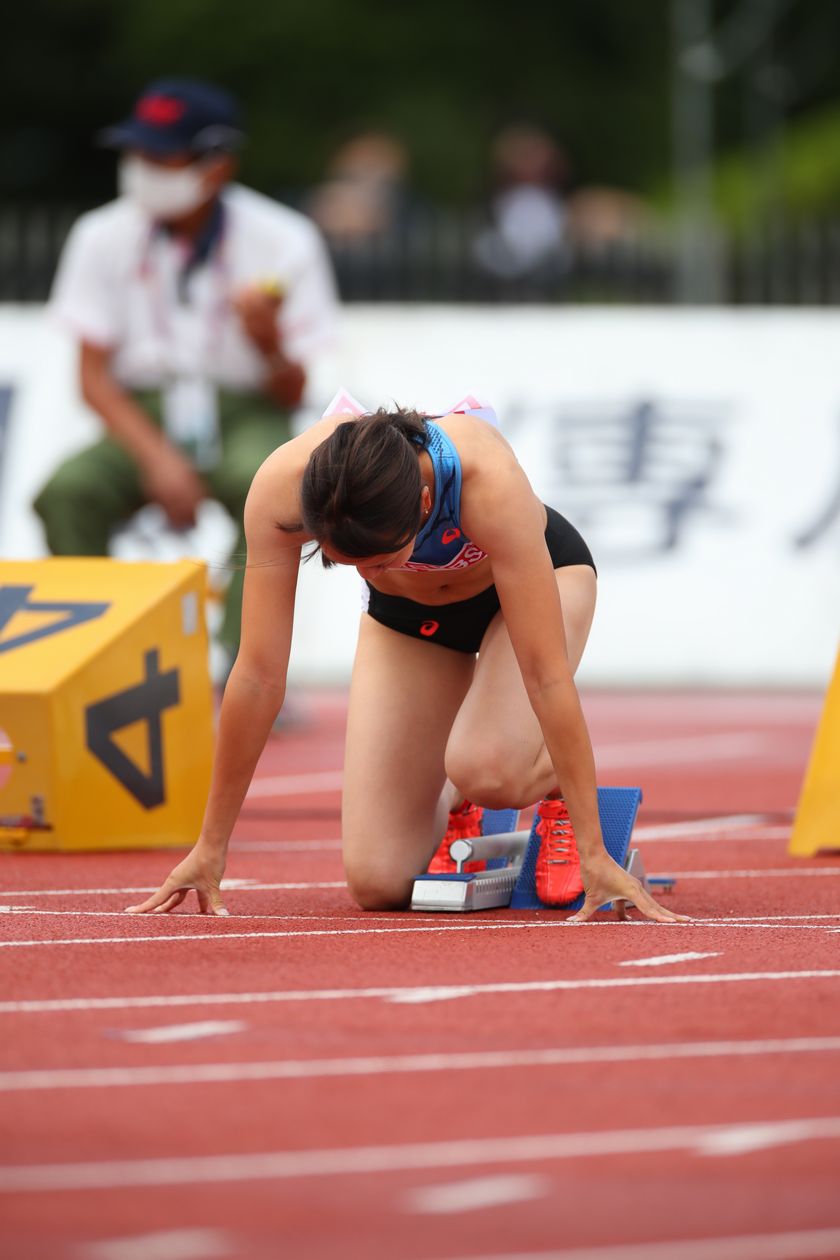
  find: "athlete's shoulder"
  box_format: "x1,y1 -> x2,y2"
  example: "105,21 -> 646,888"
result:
437,409 -> 517,467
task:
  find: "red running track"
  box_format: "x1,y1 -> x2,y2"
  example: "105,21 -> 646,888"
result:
1,689 -> 839,1260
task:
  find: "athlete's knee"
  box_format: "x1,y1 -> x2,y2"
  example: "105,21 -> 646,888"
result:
445,740 -> 533,810
344,861 -> 413,912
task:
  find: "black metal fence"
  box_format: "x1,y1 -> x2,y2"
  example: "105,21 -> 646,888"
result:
3,201 -> 840,305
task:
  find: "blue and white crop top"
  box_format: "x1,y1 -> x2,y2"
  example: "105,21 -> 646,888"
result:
398,420 -> 489,572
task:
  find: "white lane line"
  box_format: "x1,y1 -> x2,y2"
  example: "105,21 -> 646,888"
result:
596,732 -> 777,767
0,882 -> 346,898
638,828 -> 792,845
3,1116 -> 840,1193
231,839 -> 343,851
702,914 -> 840,922
2,914 -> 840,949
404,1173 -> 550,1215
432,1225 -> 840,1260
6,868 -> 836,903
247,769 -> 343,797
696,1122 -> 836,1157
245,736 -> 779,802
634,815 -> 771,840
3,1035 -> 840,1093
115,1020 -> 247,1045
4,968 -> 839,1016
0,872 -> 832,914
0,910 -> 392,921
619,952 -> 720,968
385,970 -> 840,1006
667,868 -> 840,879
83,1227 -> 235,1260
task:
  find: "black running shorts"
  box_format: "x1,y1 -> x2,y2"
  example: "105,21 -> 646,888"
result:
363,506 -> 595,654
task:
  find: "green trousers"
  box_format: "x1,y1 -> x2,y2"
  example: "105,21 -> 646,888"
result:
32,391 -> 290,653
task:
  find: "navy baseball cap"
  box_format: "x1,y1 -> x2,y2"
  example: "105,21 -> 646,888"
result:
99,78 -> 245,156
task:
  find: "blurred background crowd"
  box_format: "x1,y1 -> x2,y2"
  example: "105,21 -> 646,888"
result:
4,0 -> 840,306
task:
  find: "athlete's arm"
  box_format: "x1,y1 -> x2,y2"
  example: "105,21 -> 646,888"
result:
125,451 -> 305,915
460,424 -> 687,924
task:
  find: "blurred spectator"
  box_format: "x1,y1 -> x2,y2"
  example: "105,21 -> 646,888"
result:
33,77 -> 339,668
307,131 -> 411,245
472,124 -> 570,283
565,185 -> 655,250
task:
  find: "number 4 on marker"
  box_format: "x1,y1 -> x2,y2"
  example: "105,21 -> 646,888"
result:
0,585 -> 109,654
85,650 -> 180,809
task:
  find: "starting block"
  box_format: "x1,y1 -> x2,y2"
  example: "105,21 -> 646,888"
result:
0,558 -> 213,851
411,806 -> 524,911
411,788 -> 670,913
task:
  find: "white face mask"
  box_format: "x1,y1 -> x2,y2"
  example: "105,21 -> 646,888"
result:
118,155 -> 211,220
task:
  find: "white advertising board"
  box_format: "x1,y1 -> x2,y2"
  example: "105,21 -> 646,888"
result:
0,304 -> 837,686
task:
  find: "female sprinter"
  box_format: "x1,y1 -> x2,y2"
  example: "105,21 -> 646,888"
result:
127,398 -> 686,924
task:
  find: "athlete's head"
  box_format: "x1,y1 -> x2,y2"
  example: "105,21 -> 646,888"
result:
301,408 -> 429,568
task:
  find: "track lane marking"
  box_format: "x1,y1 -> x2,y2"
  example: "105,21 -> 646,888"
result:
619,952 -> 720,967
432,1225 -> 840,1260
83,1228 -> 234,1260
2,1034 -> 839,1092
633,815 -> 774,839
660,868 -> 840,879
246,734 -> 788,801
115,1021 -> 247,1045
1,869 -> 835,904
2,969 -> 840,1015
4,916 -> 840,946
0,882 -> 346,897
3,1116 -> 840,1192
404,1173 -> 550,1214
247,769 -> 343,797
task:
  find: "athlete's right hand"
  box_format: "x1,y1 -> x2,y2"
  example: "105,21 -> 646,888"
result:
125,844 -> 229,916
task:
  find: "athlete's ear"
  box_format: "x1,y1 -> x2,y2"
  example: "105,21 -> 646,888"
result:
421,484 -> 432,517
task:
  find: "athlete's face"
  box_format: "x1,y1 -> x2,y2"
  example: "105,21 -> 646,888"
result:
320,538 -> 416,579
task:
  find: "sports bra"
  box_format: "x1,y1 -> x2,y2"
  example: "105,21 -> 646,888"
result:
398,419 -> 488,572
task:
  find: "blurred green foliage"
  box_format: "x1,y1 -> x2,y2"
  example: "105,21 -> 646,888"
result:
2,0 -> 840,217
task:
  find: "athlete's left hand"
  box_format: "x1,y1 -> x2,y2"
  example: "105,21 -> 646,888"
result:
570,851 -> 691,924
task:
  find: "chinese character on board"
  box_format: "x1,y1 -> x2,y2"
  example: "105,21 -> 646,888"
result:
516,398 -> 731,562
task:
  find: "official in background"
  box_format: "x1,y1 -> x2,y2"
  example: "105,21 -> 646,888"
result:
34,77 -> 339,663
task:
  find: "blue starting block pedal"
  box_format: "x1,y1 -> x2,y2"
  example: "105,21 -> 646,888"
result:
510,785 -> 642,911
410,788 -> 669,913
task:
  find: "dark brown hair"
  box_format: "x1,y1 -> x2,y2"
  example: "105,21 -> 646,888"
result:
292,407 -> 429,566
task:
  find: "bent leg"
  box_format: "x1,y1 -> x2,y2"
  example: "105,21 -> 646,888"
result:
33,437 -> 145,555
343,614 -> 474,910
445,564 -> 597,808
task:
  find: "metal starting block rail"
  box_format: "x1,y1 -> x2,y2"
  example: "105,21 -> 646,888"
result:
411,831 -> 529,911
411,787 -> 675,913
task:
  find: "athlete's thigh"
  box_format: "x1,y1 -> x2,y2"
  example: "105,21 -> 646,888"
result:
446,565 -> 597,793
343,612 -> 474,889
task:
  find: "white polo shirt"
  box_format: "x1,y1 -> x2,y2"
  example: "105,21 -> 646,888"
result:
50,183 -> 340,393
